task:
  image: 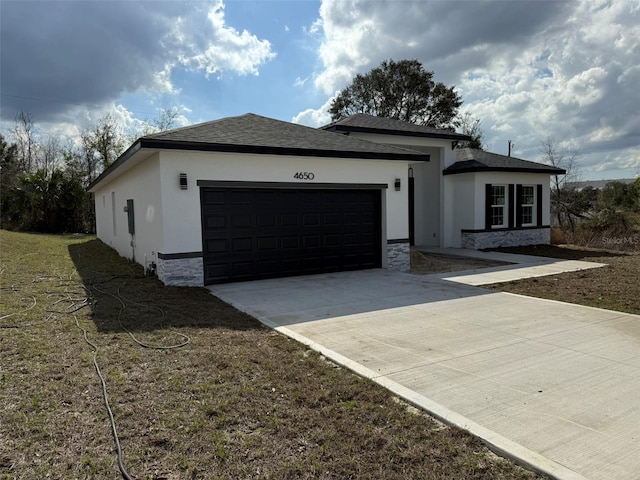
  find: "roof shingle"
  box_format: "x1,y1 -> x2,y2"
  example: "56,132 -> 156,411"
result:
141,113 -> 427,160
321,113 -> 471,141
443,148 -> 566,175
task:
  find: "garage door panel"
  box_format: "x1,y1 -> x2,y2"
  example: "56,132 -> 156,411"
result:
231,237 -> 253,253
281,236 -> 300,249
257,236 -> 277,251
202,190 -> 226,205
231,214 -> 252,228
231,190 -> 252,204
281,214 -> 298,227
302,213 -> 320,226
302,235 -> 321,248
256,259 -> 278,275
205,215 -> 226,229
201,187 -> 381,284
207,239 -> 228,254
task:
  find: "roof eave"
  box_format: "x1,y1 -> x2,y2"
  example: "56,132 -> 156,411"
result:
87,140 -> 142,192
87,138 -> 428,192
442,166 -> 567,176
136,138 -> 427,161
324,125 -> 472,142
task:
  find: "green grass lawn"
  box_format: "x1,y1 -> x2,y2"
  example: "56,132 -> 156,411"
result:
0,230 -> 546,479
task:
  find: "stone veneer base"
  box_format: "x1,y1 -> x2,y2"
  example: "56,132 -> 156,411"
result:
386,242 -> 410,271
157,244 -> 411,285
157,256 -> 204,286
461,227 -> 550,250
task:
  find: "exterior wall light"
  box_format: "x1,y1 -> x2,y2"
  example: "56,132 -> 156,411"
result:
395,178 -> 401,191
179,173 -> 188,190
408,167 -> 414,178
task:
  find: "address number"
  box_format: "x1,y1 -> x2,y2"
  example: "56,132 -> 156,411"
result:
293,172 -> 315,180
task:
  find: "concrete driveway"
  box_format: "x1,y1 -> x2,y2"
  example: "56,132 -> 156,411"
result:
209,266 -> 640,480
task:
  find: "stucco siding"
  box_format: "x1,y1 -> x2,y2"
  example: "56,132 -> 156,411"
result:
93,154 -> 163,270
443,171 -> 551,248
158,150 -> 412,257
474,172 -> 551,227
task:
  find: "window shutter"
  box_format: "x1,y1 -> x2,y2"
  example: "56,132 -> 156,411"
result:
515,184 -> 523,228
508,184 -> 515,228
536,184 -> 543,226
485,184 -> 492,229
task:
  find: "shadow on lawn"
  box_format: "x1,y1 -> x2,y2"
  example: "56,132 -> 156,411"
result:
68,238 -> 261,333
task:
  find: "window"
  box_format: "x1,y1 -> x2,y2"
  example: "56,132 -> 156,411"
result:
521,185 -> 535,225
490,185 -> 506,227
487,183 -> 542,230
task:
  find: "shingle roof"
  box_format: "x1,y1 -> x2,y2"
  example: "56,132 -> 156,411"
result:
321,113 -> 471,141
443,148 -> 566,175
88,113 -> 429,191
141,113 -> 427,160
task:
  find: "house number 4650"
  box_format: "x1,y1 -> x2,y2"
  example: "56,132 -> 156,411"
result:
293,172 -> 315,180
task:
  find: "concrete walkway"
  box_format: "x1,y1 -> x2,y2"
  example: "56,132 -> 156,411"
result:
209,263 -> 640,480
417,247 -> 607,286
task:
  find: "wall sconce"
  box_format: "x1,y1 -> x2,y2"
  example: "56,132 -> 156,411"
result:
394,178 -> 401,191
179,173 -> 188,190
408,167 -> 414,178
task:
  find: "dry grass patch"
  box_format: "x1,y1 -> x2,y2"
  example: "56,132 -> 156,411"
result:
1,230 -> 545,479
486,244 -> 640,315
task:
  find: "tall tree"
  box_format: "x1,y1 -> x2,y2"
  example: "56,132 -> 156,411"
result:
456,112 -> 484,150
127,107 -> 181,144
329,59 -> 462,129
0,134 -> 20,228
539,136 -> 580,230
80,114 -> 125,182
10,112 -> 39,172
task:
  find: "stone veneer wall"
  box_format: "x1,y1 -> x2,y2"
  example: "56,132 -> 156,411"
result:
386,242 -> 410,271
157,256 -> 204,286
461,227 -> 550,250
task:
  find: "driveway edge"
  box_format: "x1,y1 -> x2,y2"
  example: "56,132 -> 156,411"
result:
262,318 -> 589,480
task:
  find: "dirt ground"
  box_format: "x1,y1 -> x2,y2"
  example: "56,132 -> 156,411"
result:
411,244 -> 639,316
486,244 -> 640,315
410,249 -> 509,275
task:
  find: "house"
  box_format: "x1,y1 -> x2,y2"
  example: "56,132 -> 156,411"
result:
88,113 -> 564,286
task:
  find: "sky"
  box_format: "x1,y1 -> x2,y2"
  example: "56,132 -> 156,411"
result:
1,0 -> 639,180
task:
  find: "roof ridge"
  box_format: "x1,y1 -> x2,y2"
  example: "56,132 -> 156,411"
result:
142,113 -> 261,139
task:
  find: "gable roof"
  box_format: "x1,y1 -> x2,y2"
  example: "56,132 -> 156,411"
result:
321,113 -> 471,141
141,113 -> 426,160
443,148 -> 566,175
89,113 -> 429,191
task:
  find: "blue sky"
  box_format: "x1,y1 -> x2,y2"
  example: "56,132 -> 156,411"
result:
1,0 -> 639,180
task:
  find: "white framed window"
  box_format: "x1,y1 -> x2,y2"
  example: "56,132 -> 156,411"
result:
521,185 -> 535,225
490,185 -> 507,228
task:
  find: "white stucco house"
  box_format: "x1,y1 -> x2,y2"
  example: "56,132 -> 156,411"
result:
88,113 -> 564,286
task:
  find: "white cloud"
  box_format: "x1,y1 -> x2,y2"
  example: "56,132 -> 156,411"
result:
300,0 -> 639,178
1,0 -> 276,122
163,0 -> 276,77
292,95 -> 335,127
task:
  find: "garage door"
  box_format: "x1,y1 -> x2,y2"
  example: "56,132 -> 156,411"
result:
200,186 -> 382,284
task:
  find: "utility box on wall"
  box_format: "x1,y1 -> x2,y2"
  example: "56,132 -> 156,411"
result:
126,199 -> 135,235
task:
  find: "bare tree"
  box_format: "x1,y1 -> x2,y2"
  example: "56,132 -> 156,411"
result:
80,114 -> 125,182
456,112 -> 485,150
539,136 -> 580,230
126,107 -> 181,145
10,112 -> 39,172
40,133 -> 63,175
